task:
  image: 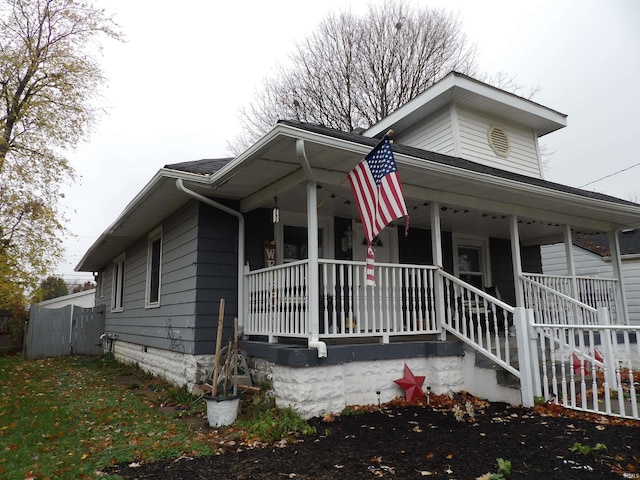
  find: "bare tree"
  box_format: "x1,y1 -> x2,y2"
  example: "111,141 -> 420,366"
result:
230,1 -> 478,153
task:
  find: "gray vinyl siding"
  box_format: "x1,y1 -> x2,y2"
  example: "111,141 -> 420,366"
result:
541,244 -> 640,324
456,106 -> 542,178
102,201 -> 200,353
192,202 -> 242,354
396,108 -> 456,156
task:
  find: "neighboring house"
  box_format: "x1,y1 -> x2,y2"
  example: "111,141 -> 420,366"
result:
36,289 -> 97,309
76,72 -> 640,417
541,230 -> 640,325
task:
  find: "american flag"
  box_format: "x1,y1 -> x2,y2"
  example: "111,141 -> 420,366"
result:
348,136 -> 408,285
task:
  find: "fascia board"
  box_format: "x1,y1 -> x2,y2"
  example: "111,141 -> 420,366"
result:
365,73 -> 567,138
74,169 -> 210,272
207,123 -> 376,190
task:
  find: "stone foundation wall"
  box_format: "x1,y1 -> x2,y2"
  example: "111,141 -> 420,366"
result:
113,341 -> 214,389
251,356 -> 464,419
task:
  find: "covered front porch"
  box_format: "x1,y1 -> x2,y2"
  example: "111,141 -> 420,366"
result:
175,123 -> 639,417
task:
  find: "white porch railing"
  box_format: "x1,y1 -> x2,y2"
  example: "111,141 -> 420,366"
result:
244,260 -> 441,342
522,273 -> 621,324
439,270 -> 518,377
530,309 -> 639,420
521,275 -> 602,325
245,260 -> 310,341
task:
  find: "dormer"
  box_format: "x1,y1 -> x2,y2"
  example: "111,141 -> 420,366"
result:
364,72 -> 567,179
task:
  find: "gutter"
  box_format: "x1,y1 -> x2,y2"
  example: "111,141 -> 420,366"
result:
175,179 -> 245,329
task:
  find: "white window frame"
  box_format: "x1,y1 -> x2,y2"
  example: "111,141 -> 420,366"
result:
111,253 -> 126,312
452,234 -> 491,288
97,269 -> 105,299
145,226 -> 163,309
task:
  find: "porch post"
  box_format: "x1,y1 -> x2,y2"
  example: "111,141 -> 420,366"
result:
306,180 -> 320,340
562,225 -> 579,299
563,225 -> 581,323
509,216 -> 525,306
514,307 -> 535,407
296,139 -> 326,357
430,202 -> 446,341
608,229 -> 630,325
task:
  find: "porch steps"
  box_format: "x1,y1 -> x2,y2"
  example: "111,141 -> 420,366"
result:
462,346 -> 522,405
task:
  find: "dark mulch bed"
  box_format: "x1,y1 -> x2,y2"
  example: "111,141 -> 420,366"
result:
108,399 -> 640,479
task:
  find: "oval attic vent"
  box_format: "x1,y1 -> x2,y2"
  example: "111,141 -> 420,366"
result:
488,126 -> 510,157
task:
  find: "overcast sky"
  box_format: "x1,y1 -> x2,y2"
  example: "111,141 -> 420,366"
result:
59,0 -> 640,284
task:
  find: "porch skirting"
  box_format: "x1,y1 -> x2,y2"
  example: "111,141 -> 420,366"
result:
111,340 -> 213,389
244,340 -> 466,419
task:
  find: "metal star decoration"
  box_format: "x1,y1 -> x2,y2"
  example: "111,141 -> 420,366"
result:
394,363 -> 425,402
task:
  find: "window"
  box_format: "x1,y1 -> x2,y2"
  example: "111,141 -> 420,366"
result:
112,253 -> 126,312
283,225 -> 323,262
275,211 -> 332,264
453,235 -> 490,289
457,246 -> 484,288
146,227 -> 163,308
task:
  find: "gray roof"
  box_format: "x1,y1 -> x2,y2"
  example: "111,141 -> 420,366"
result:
576,230 -> 640,256
161,122 -> 637,210
164,158 -> 233,175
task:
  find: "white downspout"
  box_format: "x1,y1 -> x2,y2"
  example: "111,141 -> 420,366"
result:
176,179 -> 245,328
296,139 -> 327,358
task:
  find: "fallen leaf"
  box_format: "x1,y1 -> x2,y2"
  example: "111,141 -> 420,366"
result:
446,454 -> 454,459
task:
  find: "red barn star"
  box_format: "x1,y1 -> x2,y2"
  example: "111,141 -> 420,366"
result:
394,363 -> 425,402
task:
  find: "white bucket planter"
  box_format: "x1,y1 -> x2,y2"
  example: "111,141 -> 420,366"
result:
204,395 -> 240,428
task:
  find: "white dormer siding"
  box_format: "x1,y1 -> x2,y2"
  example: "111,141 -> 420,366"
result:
368,73 -> 566,180
396,107 -> 456,156
395,104 -> 544,179
457,106 -> 543,178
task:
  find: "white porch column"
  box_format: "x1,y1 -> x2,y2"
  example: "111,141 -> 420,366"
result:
562,225 -> 581,323
296,139 -> 326,357
563,225 -> 578,300
608,229 -> 630,325
430,202 -> 446,340
509,216 -> 525,306
306,179 -> 320,336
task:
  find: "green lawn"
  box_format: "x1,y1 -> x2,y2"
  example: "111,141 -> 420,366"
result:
0,354 -> 211,479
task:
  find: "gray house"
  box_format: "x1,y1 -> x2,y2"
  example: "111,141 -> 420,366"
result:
77,73 -> 640,418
